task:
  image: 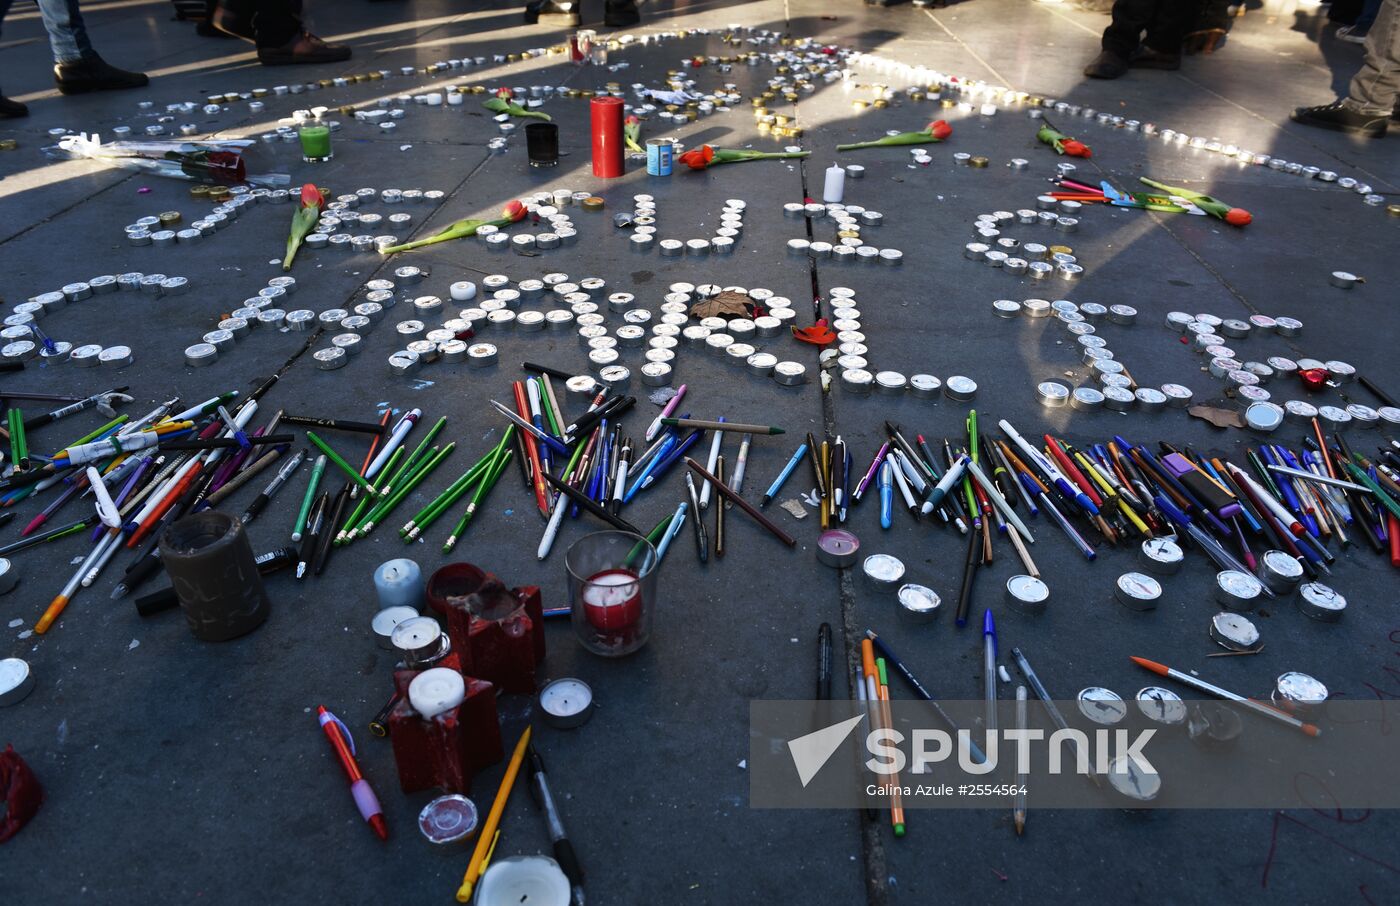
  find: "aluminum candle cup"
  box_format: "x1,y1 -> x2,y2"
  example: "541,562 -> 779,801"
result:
862,554 -> 905,590
159,511 -> 271,641
538,677 -> 594,728
1114,572 -> 1162,611
1258,550 -> 1304,595
897,584 -> 941,623
1210,612 -> 1261,652
566,531 -> 658,657
1297,582 -> 1346,622
372,605 -> 421,650
1215,570 -> 1264,611
1005,575 -> 1049,614
418,794 -> 479,846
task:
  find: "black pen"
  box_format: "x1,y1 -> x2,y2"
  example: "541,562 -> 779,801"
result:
527,745 -> 585,906
313,483 -> 350,576
297,491 -> 328,579
279,414 -> 389,436
685,472 -> 708,563
135,547 -> 297,616
817,623 -> 832,700
241,449 -> 305,525
806,432 -> 828,500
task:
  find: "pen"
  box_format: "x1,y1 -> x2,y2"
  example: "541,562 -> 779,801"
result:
685,473 -> 708,562
1012,647 -> 1101,787
817,622 -> 832,700
1130,656 -> 1320,736
714,456 -> 726,558
297,491 -> 328,579
699,418 -> 724,509
807,432 -> 828,500
1014,685 -> 1027,836
879,460 -> 893,529
762,441 -> 808,507
527,745 -> 585,906
654,501 -> 688,563
292,454 -> 327,542
242,449 -> 305,525
983,609 -> 997,734
685,458 -> 796,547
660,417 -> 784,436
316,706 -> 387,840
832,435 -> 847,520
645,383 -> 686,443
731,433 -> 752,499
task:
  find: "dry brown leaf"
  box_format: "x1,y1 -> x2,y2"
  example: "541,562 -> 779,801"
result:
1187,404 -> 1245,429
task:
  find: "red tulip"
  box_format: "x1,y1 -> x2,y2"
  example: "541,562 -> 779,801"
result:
625,114 -> 640,126
495,87 -> 513,99
300,183 -> 325,208
679,145 -> 716,170
927,120 -> 953,140
1299,368 -> 1329,391
501,199 -> 526,222
1061,140 -> 1093,159
1224,208 -> 1252,226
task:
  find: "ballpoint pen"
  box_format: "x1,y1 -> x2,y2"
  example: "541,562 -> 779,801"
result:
1012,647 -> 1101,787
1014,686 -> 1028,836
808,432 -> 828,501
983,609 -> 997,734
832,435 -> 847,518
292,454 -> 327,542
297,491 -> 328,579
879,460 -> 893,529
853,442 -> 887,503
242,449 -> 305,525
610,435 -> 630,516
762,440 -> 808,507
527,745 -> 585,906
685,473 -> 708,562
654,501 -> 688,563
316,706 -> 387,840
699,417 -> 724,509
645,383 -> 686,443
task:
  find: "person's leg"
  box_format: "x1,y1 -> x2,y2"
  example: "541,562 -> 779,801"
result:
1085,0 -> 1153,78
251,0 -> 349,65
0,0 -> 28,117
1135,0 -> 1202,68
29,0 -> 149,94
1291,0 -> 1397,136
34,0 -> 94,62
1346,0 -> 1400,112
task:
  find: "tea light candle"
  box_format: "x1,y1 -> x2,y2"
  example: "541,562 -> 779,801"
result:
581,568 -> 642,630
372,605 -> 420,649
538,677 -> 594,728
374,558 -> 424,610
476,856 -> 570,906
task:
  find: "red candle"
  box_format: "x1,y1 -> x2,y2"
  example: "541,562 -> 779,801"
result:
590,96 -> 625,178
582,568 -> 642,631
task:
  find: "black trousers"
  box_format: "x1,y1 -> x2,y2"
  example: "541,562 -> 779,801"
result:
219,0 -> 303,48
1101,0 -> 1203,56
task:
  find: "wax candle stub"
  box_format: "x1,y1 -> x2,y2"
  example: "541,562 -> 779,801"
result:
476,856 -> 571,906
409,667 -> 467,719
538,677 -> 595,728
823,164 -> 845,204
374,558 -> 425,610
582,569 -> 642,630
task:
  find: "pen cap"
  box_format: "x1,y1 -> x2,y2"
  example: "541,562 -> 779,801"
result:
159,511 -> 270,641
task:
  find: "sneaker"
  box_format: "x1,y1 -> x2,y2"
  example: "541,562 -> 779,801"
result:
1291,100 -> 1388,137
1083,51 -> 1129,79
1336,24 -> 1369,44
0,95 -> 28,118
1130,46 -> 1181,70
257,31 -> 352,66
54,54 -> 149,94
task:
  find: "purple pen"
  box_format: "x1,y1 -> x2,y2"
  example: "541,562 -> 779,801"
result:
852,442 -> 889,502
645,383 -> 687,443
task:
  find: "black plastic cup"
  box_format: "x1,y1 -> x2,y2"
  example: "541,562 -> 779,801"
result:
526,122 -> 560,168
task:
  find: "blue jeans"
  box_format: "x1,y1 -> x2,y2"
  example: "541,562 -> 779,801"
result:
0,0 -> 94,64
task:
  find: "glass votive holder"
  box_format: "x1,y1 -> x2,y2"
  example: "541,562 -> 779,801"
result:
566,530 -> 657,657
299,124 -> 333,163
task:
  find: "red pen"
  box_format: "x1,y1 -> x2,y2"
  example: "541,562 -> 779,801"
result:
317,706 -> 388,840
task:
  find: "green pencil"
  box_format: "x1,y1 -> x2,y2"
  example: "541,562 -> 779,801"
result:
442,447 -> 514,553
626,512 -> 674,566
358,443 -> 455,535
292,454 -> 327,542
537,377 -> 563,439
306,431 -> 376,496
402,428 -> 515,539
337,446 -> 407,543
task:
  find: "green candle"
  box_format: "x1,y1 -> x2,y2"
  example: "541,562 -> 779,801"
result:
299,124 -> 332,162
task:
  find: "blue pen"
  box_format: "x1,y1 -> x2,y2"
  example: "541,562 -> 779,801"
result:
1279,445 -> 1336,530
879,460 -> 893,529
1197,454 -> 1262,533
1263,446 -> 1316,537
641,430 -> 703,490
762,441 -> 809,507
983,610 -> 997,733
529,379 -> 552,473
625,434 -> 676,502
654,501 -> 688,562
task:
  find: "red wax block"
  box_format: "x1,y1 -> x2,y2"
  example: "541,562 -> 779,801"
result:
387,666 -> 502,795
426,562 -> 488,618
0,745 -> 44,843
590,96 -> 625,178
443,579 -> 542,695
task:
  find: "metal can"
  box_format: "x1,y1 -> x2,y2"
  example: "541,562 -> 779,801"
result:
646,138 -> 675,176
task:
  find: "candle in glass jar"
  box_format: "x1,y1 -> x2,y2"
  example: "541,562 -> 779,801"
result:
299,124 -> 332,162
581,568 -> 641,630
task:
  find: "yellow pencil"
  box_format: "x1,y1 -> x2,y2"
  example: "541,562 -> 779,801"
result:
456,725 -> 532,902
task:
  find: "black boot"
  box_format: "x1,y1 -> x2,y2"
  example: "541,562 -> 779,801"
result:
0,95 -> 28,118
1291,100 -> 1388,138
604,0 -> 641,27
1130,45 -> 1181,70
54,54 -> 149,95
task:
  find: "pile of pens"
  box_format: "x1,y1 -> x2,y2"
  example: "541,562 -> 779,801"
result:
782,408 -> 1400,628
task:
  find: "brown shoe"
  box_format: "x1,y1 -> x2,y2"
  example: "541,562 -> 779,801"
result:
257,31 -> 351,66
